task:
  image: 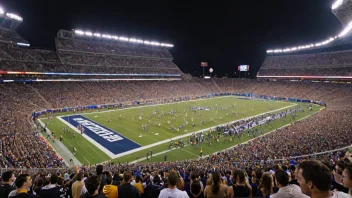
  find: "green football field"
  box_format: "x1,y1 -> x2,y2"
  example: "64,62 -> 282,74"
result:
38,96 -> 323,165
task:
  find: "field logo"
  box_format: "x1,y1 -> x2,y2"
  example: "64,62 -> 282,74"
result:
61,115 -> 141,155
73,118 -> 123,142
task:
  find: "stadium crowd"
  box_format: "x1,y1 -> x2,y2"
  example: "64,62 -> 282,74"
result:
260,50 -> 352,76
1,31 -> 352,197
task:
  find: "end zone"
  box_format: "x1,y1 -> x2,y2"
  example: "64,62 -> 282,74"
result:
57,115 -> 141,158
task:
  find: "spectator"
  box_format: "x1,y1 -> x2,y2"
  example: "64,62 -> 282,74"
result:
96,165 -> 106,195
158,170 -> 189,198
189,180 -> 203,198
341,163 -> 352,196
0,171 -> 16,198
256,172 -> 274,198
227,170 -> 251,197
8,174 -> 37,198
118,170 -> 140,198
270,170 -> 308,198
72,172 -> 87,198
297,160 -> 350,198
133,176 -> 144,195
39,174 -> 67,198
204,172 -> 227,198
84,175 -> 106,198
144,173 -> 164,198
102,174 -> 118,198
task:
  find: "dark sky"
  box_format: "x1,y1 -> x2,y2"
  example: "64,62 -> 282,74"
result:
1,0 -> 342,78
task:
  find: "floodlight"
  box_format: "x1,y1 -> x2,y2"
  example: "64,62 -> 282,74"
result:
94,33 -> 101,37
315,43 -> 322,46
332,0 -> 343,10
85,31 -> 93,36
129,38 -> 137,42
144,41 -> 150,44
339,21 -> 352,37
273,49 -> 282,53
291,47 -> 297,51
6,13 -> 23,21
75,30 -> 84,35
267,50 -> 273,53
119,37 -> 128,41
137,39 -> 143,43
0,7 -> 4,15
102,34 -> 112,39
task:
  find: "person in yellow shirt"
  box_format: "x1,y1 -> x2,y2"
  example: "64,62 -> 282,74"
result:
200,147 -> 203,157
133,175 -> 144,195
103,174 -> 118,198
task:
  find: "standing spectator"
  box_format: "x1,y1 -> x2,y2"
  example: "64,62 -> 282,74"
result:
102,174 -> 118,198
84,175 -> 106,198
118,170 -> 140,198
189,180 -> 203,198
158,170 -> 189,198
8,174 -> 37,198
297,160 -> 350,198
40,174 -> 67,198
270,170 -> 308,198
133,176 -> 144,195
96,165 -> 106,195
204,172 -> 227,198
144,173 -> 164,197
227,170 -> 251,197
72,172 -> 87,198
0,171 -> 16,198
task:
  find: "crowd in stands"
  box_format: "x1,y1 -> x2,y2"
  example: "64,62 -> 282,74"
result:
57,38 -> 173,59
1,158 -> 352,197
260,50 -> 352,76
0,28 -> 27,43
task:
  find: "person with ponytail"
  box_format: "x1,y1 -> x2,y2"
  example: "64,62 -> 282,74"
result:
204,172 -> 227,198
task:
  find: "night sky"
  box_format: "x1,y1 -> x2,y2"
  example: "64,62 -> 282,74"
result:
1,0 -> 341,78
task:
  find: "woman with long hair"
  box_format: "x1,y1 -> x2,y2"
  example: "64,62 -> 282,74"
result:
227,170 -> 252,197
204,172 -> 227,198
255,172 -> 274,198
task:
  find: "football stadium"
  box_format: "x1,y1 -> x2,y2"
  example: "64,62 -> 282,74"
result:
1,0 -> 352,198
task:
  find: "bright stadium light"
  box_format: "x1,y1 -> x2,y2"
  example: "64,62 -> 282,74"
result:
267,50 -> 273,53
85,31 -> 93,36
6,13 -> 23,21
112,36 -> 119,40
144,40 -> 150,44
339,21 -> 352,37
332,0 -> 344,10
75,30 -> 84,35
137,39 -> 143,43
102,34 -> 112,39
129,38 -> 137,43
0,7 -> 4,15
93,33 -> 101,37
119,37 -> 128,41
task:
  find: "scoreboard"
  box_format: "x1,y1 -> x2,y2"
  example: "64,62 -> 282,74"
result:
238,65 -> 250,71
